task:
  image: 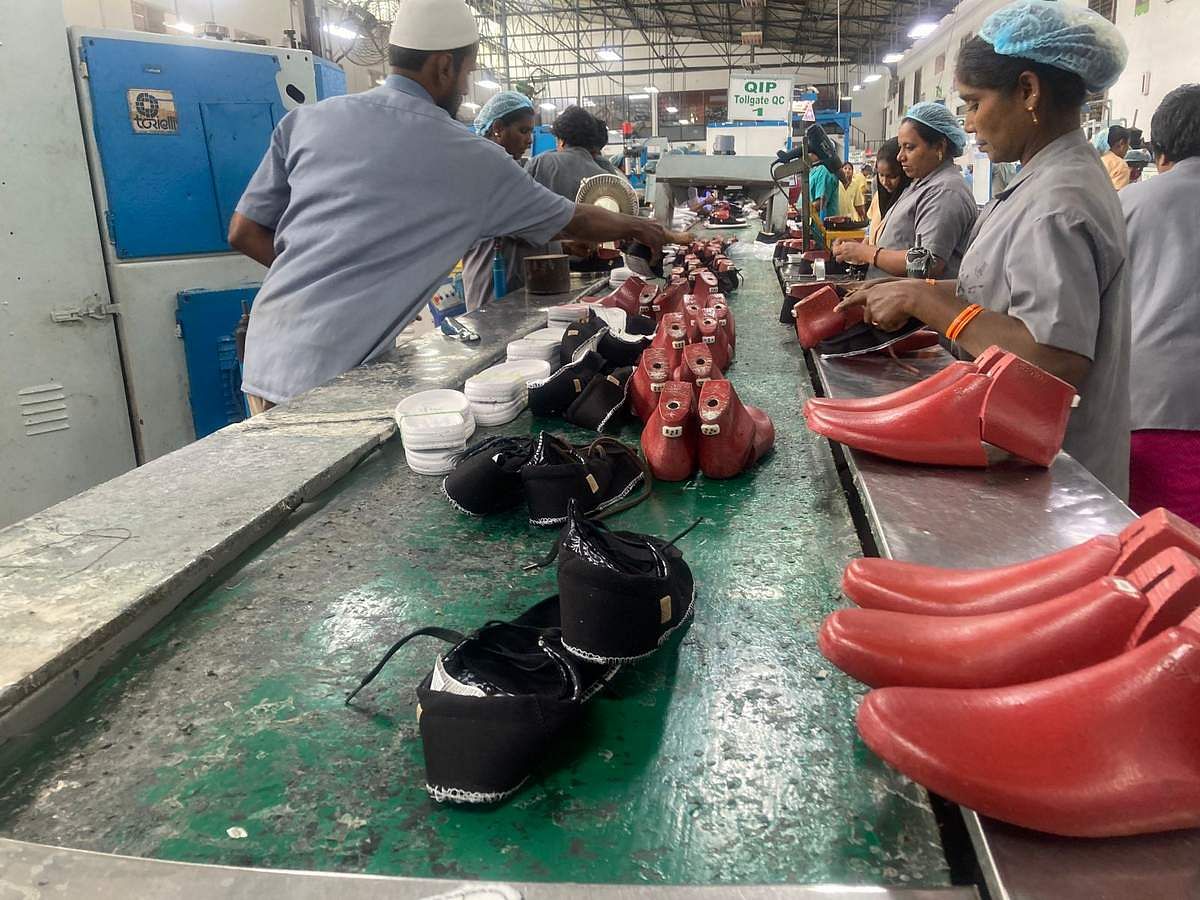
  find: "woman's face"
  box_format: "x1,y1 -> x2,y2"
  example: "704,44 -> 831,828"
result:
957,78 -> 1032,163
896,120 -> 946,180
876,157 -> 905,193
492,113 -> 535,160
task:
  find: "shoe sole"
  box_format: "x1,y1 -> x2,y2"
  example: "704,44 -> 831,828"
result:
561,585 -> 697,664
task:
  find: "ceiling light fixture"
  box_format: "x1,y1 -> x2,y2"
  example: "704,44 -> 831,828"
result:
644,86 -> 659,93
324,23 -> 358,40
582,98 -> 596,106
462,101 -> 480,110
540,102 -> 556,110
167,20 -> 195,34
375,77 -> 386,85
665,105 -> 679,113
678,119 -> 689,125
628,93 -> 650,100
597,48 -> 621,61
852,84 -> 862,92
476,78 -> 501,89
863,73 -> 883,83
840,96 -> 853,101
882,52 -> 904,64
908,21 -> 937,39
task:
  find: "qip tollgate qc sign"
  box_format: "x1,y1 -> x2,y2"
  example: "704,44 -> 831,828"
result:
728,73 -> 795,121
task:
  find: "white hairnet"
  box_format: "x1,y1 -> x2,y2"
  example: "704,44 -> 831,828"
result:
979,0 -> 1128,93
904,102 -> 968,156
474,91 -> 534,136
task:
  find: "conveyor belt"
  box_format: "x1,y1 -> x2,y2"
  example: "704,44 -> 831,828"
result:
0,234 -> 954,890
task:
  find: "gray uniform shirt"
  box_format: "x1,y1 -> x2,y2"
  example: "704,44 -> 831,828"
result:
871,158 -> 977,279
236,75 -> 575,403
956,129 -> 1131,498
1121,156 -> 1200,431
525,145 -> 606,202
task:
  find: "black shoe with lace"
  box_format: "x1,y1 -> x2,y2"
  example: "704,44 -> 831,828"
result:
527,351 -> 605,417
345,596 -> 620,805
559,314 -> 607,368
521,433 -> 650,527
564,366 -> 633,432
597,331 -> 652,368
624,313 -> 657,336
441,436 -> 534,516
556,502 -> 697,663
817,317 -> 925,358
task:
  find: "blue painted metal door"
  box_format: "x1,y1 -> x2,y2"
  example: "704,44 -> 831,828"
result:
314,57 -> 347,99
176,287 -> 259,439
79,36 -> 290,258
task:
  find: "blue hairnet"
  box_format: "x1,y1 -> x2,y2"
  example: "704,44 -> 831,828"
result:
904,102 -> 968,156
1092,129 -> 1110,153
474,91 -> 534,136
979,0 -> 1128,93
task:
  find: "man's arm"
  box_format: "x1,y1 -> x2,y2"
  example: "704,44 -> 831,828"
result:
228,213 -> 277,268
557,204 -> 693,255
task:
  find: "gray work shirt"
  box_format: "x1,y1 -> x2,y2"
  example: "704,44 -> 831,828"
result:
871,158 -> 977,278
1121,156 -> 1200,431
956,129 -> 1131,498
236,75 -> 575,403
525,145 -> 606,202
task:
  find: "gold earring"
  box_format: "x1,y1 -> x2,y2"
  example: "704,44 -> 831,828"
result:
1027,106 -> 1039,125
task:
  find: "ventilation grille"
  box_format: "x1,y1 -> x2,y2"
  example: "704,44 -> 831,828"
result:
18,383 -> 70,437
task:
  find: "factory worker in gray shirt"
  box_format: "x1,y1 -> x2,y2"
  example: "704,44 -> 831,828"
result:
1121,84 -> 1200,521
837,1 -> 1132,497
833,103 -> 977,279
229,0 -> 690,410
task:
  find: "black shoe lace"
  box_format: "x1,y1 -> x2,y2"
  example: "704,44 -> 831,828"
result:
345,621 -> 562,705
450,435 -> 533,468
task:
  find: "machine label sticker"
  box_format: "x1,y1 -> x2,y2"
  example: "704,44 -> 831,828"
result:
127,89 -> 179,135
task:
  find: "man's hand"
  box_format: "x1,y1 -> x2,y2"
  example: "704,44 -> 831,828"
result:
635,219 -> 697,254
832,239 -> 874,266
838,279 -> 929,332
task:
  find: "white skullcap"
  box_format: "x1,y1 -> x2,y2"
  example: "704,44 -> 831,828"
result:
389,0 -> 479,51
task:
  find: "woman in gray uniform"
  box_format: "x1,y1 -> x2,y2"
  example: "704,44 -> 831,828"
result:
833,102 -> 977,279
838,0 -> 1131,497
461,91 -> 537,311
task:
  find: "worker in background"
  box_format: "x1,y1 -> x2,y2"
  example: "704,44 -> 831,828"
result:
860,163 -> 875,208
589,118 -> 626,178
838,1 -> 1131,497
837,161 -> 867,220
228,0 -> 691,411
831,102 -> 976,278
808,153 -> 840,220
526,106 -> 608,203
461,91 -> 537,312
1122,84 -> 1200,522
864,138 -> 912,243
1101,124 -> 1131,190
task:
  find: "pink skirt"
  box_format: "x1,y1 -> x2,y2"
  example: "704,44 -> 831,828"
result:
1129,429 -> 1200,526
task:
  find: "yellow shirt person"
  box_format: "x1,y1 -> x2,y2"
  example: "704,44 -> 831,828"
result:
1102,150 -> 1130,190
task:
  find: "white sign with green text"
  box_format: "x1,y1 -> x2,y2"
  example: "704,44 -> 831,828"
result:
727,73 -> 795,122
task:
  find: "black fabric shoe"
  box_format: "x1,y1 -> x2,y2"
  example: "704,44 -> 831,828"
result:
559,314 -> 607,368
556,503 -> 697,663
564,366 -> 633,432
521,433 -> 650,527
624,313 -> 657,336
441,436 -> 534,516
597,331 -> 652,368
345,596 -> 619,805
527,351 -> 605,417
817,317 -> 925,358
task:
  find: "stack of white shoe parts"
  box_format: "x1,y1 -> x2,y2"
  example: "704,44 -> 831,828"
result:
394,389 -> 476,475
464,359 -> 552,425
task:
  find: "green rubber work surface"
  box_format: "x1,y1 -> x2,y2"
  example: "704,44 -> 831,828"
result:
0,240 -> 950,887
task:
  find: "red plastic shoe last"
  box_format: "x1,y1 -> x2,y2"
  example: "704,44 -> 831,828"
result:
629,348 -> 673,422
652,281 -> 686,322
598,275 -> 647,318
696,311 -> 732,372
640,382 -> 699,482
674,343 -> 725,394
820,575 -> 1147,689
856,610 -> 1200,837
793,285 -> 861,349
650,313 -> 688,373
697,380 -> 774,479
710,299 -> 736,351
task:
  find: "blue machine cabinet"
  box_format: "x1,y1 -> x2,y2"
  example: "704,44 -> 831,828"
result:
79,36 -> 302,258
176,287 -> 259,439
314,56 -> 347,99
531,124 -> 557,156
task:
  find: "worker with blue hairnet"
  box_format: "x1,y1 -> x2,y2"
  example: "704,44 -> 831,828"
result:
833,101 -> 977,279
462,91 -> 537,311
837,0 -> 1132,497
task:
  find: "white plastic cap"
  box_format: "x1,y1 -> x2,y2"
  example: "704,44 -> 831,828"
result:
389,0 -> 479,51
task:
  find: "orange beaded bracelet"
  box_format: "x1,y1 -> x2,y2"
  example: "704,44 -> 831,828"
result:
946,303 -> 985,341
